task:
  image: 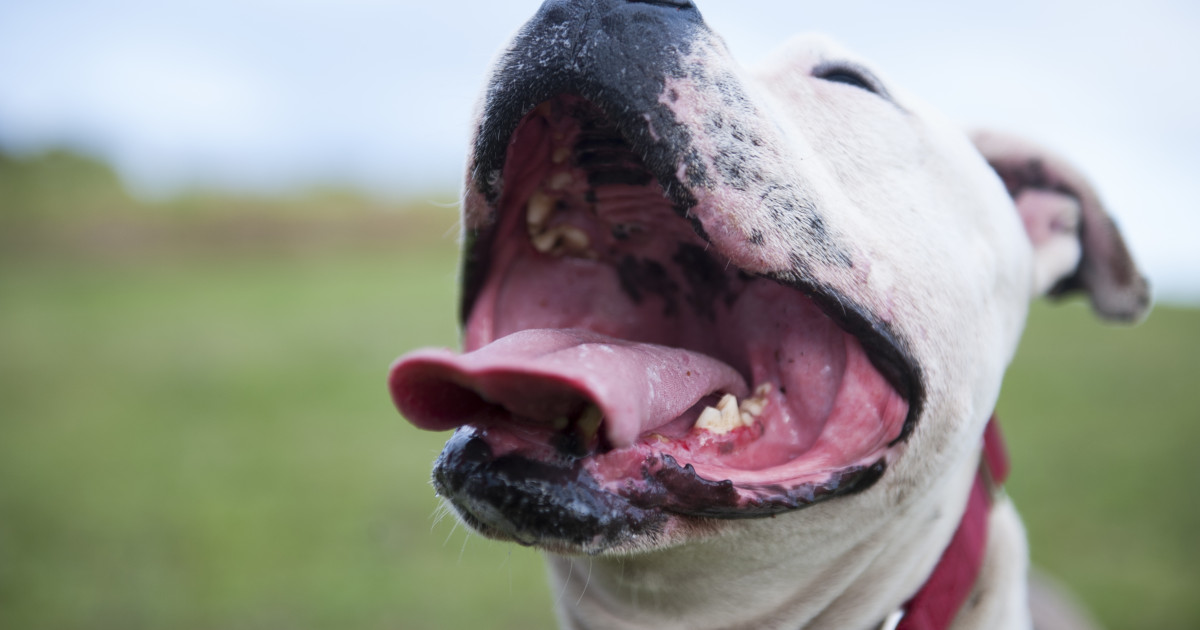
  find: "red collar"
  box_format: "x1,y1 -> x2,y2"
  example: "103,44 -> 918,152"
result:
892,416 -> 1010,630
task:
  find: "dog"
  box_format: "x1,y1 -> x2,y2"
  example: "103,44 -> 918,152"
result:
387,1 -> 1149,628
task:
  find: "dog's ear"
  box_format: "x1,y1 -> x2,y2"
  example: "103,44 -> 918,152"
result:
971,130 -> 1151,322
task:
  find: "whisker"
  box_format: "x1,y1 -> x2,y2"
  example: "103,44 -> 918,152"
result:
554,558 -> 575,609
576,558 -> 594,606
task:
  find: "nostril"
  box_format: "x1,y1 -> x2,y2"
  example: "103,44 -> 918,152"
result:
626,0 -> 694,8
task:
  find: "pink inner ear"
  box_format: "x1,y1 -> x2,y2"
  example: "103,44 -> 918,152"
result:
1015,188 -> 1081,246
973,130 -> 1149,321
1014,188 -> 1086,296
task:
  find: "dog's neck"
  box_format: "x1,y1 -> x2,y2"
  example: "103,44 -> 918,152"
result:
548,446 -> 986,630
892,419 -> 1011,630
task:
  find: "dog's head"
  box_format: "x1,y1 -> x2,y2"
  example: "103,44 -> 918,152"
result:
389,0 -> 1148,555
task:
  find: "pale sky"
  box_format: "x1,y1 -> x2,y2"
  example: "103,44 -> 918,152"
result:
0,0 -> 1196,301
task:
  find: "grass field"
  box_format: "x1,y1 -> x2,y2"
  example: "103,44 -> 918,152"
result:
0,152 -> 1197,629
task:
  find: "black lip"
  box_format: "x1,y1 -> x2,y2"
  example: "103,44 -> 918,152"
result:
634,454 -> 889,519
432,427 -> 666,553
432,426 -> 890,551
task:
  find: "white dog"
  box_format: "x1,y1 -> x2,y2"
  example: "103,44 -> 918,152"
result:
388,1 -> 1149,628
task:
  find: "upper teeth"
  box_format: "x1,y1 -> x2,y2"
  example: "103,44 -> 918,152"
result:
548,171 -> 574,190
531,223 -> 591,256
525,174 -> 595,259
694,383 -> 772,435
576,404 -> 603,442
526,190 -> 555,230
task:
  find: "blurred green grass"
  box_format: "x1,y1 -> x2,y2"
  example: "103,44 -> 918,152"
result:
998,303 -> 1200,629
0,151 -> 1196,629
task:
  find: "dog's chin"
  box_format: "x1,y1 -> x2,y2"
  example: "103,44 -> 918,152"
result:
392,95 -> 920,555
431,427 -> 672,555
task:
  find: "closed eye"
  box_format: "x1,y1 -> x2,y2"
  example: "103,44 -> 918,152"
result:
813,61 -> 891,100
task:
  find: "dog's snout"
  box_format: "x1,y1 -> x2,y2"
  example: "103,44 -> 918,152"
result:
627,0 -> 695,8
471,0 -> 710,210
536,0 -> 700,22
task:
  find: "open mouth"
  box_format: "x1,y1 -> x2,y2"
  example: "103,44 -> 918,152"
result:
390,95 -> 920,549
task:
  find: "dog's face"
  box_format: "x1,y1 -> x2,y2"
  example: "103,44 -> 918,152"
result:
389,0 -> 1147,557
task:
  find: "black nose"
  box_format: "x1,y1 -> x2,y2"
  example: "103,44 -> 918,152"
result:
627,0 -> 694,7
538,0 -> 701,22
470,0 -> 709,203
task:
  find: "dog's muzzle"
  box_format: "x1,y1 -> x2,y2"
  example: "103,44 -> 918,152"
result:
388,0 -> 922,553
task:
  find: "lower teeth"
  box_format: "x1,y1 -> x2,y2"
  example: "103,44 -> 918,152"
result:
694,384 -> 772,435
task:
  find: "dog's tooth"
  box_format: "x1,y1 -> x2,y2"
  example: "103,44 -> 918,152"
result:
527,190 -> 555,229
739,398 -> 764,418
548,171 -> 574,191
717,393 -> 741,427
531,224 -> 591,257
577,405 -> 603,442
694,405 -> 725,433
737,384 -> 773,428
531,229 -> 561,253
557,225 -> 590,253
696,394 -> 744,434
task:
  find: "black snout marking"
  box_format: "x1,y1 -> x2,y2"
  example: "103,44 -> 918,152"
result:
617,255 -> 681,316
433,428 -> 665,551
470,0 -> 707,211
672,243 -> 732,320
628,0 -> 694,8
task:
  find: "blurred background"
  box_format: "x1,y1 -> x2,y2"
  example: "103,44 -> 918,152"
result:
0,1 -> 1196,628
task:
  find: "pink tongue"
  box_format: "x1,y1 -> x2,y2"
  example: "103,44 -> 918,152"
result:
389,328 -> 749,448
